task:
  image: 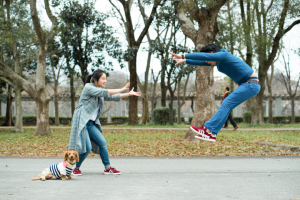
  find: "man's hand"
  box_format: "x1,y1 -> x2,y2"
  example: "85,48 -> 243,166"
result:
206,61 -> 217,66
122,82 -> 130,92
173,58 -> 186,65
169,52 -> 182,59
129,87 -> 141,97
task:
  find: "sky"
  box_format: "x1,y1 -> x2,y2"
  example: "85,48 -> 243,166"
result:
38,0 -> 300,82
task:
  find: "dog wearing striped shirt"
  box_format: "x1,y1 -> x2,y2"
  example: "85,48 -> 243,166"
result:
31,150 -> 79,181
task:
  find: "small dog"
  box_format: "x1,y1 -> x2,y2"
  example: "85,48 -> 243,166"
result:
32,150 -> 79,181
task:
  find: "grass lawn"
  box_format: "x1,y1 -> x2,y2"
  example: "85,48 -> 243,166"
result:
106,122 -> 300,129
0,128 -> 299,157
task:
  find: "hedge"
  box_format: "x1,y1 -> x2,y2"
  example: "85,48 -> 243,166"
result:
174,116 -> 185,123
153,107 -> 176,125
111,116 -> 128,123
188,115 -> 300,124
0,115 -> 108,124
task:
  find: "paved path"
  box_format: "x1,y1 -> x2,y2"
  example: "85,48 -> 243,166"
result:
1,126 -> 300,131
0,157 -> 299,200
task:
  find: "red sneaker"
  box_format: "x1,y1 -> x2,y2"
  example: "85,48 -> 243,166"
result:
190,122 -> 206,134
194,127 -> 216,142
223,126 -> 228,128
72,168 -> 81,176
104,167 -> 121,175
234,126 -> 239,131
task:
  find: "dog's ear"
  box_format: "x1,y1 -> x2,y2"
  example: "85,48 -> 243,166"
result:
75,151 -> 79,162
64,151 -> 69,162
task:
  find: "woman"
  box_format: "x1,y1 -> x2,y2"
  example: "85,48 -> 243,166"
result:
68,69 -> 140,175
169,44 -> 260,142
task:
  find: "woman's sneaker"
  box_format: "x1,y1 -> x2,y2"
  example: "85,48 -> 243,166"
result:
72,168 -> 81,176
104,167 -> 121,175
194,127 -> 216,142
234,126 -> 239,131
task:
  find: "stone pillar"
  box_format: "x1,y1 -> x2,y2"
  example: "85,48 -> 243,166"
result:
122,99 -> 126,116
49,101 -> 55,117
1,102 -> 6,116
275,97 -> 282,116
13,101 -> 16,116
116,99 -> 122,116
233,104 -> 242,117
156,97 -> 161,108
265,100 -> 269,117
193,100 -> 195,111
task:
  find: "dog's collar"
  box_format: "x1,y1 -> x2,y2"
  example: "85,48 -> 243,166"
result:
66,161 -> 76,166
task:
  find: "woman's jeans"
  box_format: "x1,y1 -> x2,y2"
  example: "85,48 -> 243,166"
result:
76,121 -> 110,170
205,81 -> 261,135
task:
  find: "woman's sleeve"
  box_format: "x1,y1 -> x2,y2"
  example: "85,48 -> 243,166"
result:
104,94 -> 120,102
83,84 -> 111,98
186,60 -> 215,67
185,52 -> 227,61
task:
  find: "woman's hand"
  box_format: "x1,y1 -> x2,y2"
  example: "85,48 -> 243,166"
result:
169,52 -> 182,59
122,82 -> 130,92
173,59 -> 186,65
129,87 -> 141,97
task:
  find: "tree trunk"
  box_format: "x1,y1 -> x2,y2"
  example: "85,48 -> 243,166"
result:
14,86 -> 22,131
140,97 -> 150,124
249,69 -> 265,125
34,47 -> 51,135
291,97 -> 295,124
185,65 -> 214,140
70,72 -> 75,116
35,99 -> 51,135
54,80 -> 59,126
268,95 -> 273,123
160,66 -> 167,107
169,95 -> 174,125
14,52 -> 23,132
128,53 -> 138,125
2,85 -> 14,126
139,51 -> 151,124
177,80 -> 181,124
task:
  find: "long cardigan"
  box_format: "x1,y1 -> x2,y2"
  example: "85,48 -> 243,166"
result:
68,83 -> 120,154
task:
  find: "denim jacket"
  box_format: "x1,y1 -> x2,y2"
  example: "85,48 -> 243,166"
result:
68,83 -> 120,154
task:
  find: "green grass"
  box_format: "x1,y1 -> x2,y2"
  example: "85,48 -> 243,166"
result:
106,122 -> 190,128
236,123 -> 300,128
0,128 -> 299,157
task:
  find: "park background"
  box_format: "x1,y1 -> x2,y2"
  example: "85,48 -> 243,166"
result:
0,0 -> 300,157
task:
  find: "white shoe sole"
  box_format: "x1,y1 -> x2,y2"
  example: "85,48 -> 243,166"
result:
71,173 -> 81,176
103,172 -> 121,175
190,126 -> 202,135
195,135 -> 216,142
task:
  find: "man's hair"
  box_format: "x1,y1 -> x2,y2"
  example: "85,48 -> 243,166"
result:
225,87 -> 230,91
200,44 -> 220,53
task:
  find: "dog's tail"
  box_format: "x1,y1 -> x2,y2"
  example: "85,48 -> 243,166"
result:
31,177 -> 40,181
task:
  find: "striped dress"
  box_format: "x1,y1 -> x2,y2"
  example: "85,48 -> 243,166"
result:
49,161 -> 74,178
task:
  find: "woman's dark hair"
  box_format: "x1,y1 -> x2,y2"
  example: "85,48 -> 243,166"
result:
85,69 -> 106,85
200,44 -> 220,53
226,87 -> 230,91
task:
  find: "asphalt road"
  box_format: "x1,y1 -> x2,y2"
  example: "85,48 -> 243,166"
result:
0,157 -> 299,200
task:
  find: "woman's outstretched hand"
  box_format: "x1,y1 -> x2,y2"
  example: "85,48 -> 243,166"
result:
129,87 -> 141,97
169,52 -> 182,59
122,82 -> 130,92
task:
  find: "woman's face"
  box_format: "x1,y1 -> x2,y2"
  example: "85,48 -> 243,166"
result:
95,73 -> 107,88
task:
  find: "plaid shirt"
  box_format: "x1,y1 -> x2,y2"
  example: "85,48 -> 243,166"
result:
68,83 -> 120,154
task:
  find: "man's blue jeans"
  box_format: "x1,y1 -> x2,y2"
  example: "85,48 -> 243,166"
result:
205,81 -> 261,135
76,121 -> 110,170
